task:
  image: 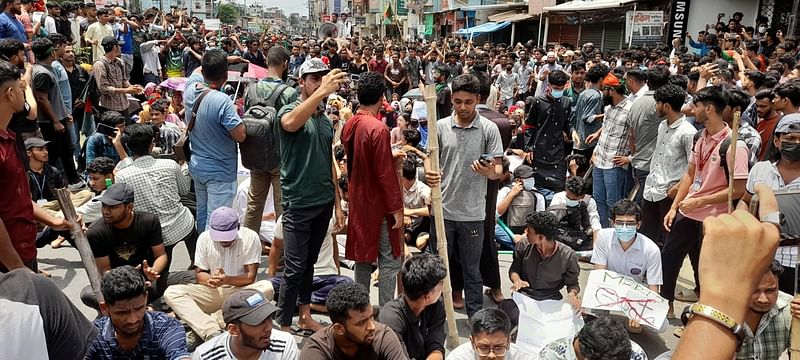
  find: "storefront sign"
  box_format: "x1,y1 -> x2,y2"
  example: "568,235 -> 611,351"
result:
626,11 -> 664,45
667,0 -> 690,41
355,16 -> 367,25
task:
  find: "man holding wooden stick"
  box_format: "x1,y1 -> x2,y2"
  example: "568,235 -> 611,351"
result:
425,73 -> 504,317
661,86 -> 750,318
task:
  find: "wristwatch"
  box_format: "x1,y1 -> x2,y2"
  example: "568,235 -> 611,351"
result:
760,211 -> 784,229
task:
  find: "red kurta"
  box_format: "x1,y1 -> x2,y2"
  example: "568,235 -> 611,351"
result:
341,113 -> 404,262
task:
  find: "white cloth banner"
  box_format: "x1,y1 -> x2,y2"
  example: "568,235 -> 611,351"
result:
513,292 -> 584,353
582,269 -> 669,330
205,19 -> 221,31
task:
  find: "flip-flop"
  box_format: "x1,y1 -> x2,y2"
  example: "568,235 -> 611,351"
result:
290,325 -> 315,337
38,269 -> 52,277
674,290 -> 699,302
673,326 -> 684,338
484,289 -> 504,304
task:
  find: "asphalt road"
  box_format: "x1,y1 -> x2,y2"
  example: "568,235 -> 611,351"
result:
38,240 -> 696,358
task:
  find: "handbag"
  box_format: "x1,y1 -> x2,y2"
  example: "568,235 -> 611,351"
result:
174,88 -> 212,162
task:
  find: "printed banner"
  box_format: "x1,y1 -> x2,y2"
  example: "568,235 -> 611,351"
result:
626,11 -> 664,45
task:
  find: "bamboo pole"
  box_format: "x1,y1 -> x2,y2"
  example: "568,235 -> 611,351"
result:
55,188 -> 104,305
727,111 -> 740,213
792,265 -> 800,359
423,83 -> 460,349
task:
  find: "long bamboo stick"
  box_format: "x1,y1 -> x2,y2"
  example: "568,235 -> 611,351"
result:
55,188 -> 104,305
423,84 -> 460,349
727,111 -> 740,213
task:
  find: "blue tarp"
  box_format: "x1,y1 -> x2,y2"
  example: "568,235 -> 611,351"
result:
454,21 -> 511,36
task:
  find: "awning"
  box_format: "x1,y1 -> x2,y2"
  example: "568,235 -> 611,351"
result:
454,21 -> 511,35
459,2 -> 528,11
543,0 -> 637,13
488,10 -> 535,22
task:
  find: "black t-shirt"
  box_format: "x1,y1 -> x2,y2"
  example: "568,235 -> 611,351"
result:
0,269 -> 98,360
87,211 -> 164,268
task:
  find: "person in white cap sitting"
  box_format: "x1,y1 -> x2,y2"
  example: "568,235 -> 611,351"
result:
164,206 -> 273,342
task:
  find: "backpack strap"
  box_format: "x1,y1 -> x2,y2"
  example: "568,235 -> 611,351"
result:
265,84 -> 289,109
186,89 -> 213,134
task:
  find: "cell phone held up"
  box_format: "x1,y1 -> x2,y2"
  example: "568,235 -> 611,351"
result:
96,123 -> 118,137
478,153 -> 493,166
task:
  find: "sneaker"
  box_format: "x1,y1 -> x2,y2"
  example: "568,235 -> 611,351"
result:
68,180 -> 87,192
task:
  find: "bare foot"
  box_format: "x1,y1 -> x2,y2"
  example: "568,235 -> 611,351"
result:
452,292 -> 465,309
310,303 -> 328,313
298,317 -> 324,332
50,237 -> 66,249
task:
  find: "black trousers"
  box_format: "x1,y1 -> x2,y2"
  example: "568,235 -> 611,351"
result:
40,120 -> 80,184
276,202 -> 333,326
640,198 -> 672,247
660,213 -> 702,302
481,179 -> 502,289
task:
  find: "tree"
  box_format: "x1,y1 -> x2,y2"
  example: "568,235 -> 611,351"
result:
218,4 -> 239,25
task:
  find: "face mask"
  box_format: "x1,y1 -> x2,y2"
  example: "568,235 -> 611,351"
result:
522,178 -> 536,191
781,141 -> 800,162
565,198 -> 579,207
603,95 -> 613,106
758,26 -> 767,34
615,225 -> 637,243
551,89 -> 564,99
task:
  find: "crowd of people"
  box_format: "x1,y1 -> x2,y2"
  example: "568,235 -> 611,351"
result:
0,1 -> 800,359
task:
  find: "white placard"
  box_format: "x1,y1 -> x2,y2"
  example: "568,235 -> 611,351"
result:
582,269 -> 669,331
513,292 -> 584,353
205,19 -> 221,31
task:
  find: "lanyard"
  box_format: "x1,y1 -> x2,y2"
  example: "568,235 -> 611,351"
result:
697,128 -> 730,172
31,172 -> 46,199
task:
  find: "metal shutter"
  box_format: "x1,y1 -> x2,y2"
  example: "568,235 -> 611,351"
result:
579,24 -> 603,49
603,23 -> 624,51
547,24 -> 579,48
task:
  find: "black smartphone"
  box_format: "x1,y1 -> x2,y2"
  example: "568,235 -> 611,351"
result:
96,123 -> 117,137
478,153 -> 493,166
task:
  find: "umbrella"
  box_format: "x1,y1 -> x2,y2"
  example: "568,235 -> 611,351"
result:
245,64 -> 268,79
402,88 -> 423,100
159,77 -> 188,92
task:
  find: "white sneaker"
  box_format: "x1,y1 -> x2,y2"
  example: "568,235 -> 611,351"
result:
68,180 -> 87,192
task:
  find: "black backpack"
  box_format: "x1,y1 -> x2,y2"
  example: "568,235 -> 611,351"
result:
551,201 -> 592,251
239,84 -> 289,172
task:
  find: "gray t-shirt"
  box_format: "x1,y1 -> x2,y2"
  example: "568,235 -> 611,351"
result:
33,63 -> 69,124
437,113 -> 504,222
629,91 -> 664,171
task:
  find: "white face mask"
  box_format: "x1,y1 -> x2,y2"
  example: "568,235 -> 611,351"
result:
522,178 -> 536,191
758,26 -> 767,34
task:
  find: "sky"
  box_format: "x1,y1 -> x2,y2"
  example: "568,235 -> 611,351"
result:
237,0 -> 309,17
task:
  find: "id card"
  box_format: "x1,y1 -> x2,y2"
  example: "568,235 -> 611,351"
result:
36,199 -> 47,206
691,175 -> 702,192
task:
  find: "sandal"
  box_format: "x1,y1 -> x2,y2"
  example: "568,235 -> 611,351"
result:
484,288 -> 504,304
674,290 -> 699,303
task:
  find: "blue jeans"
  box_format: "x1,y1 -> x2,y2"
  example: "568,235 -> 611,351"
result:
494,223 -> 515,250
192,172 -> 237,232
592,167 -> 628,228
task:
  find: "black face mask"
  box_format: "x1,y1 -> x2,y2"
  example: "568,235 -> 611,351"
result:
781,141 -> 800,162
603,95 -> 613,107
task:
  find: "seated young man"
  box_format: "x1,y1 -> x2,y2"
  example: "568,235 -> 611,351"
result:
379,253 -> 447,360
164,206 -> 273,342
270,214 -> 352,317
591,199 -> 662,332
300,283 -> 409,360
547,176 -> 601,251
193,289 -> 299,360
82,183 -> 169,311
447,308 -> 537,360
539,316 -> 646,360
497,164 -> 546,235
25,137 -> 93,216
85,266 -> 190,359
400,158 -> 431,250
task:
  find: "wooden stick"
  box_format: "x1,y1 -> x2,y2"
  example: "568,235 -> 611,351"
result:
424,84 -> 460,349
727,111 -> 740,213
55,188 -> 104,305
792,263 -> 800,358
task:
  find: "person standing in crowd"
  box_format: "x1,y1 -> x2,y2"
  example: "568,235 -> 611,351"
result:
0,0 -> 28,45
275,59 -> 346,333
754,89 -> 780,160
94,36 -> 143,119
193,289 -> 299,360
243,46 -> 297,236
49,34 -> 75,160
185,49 -> 246,232
494,63 -> 518,111
85,266 -> 191,360
433,65 -> 451,120
61,45 -> 89,146
536,52 -> 563,94
404,47 -> 422,89
116,124 -> 197,265
662,86 -> 750,317
425,74 -> 503,316
742,114 -> 800,293
378,253 -> 447,360
628,65 -> 671,203
641,84 -> 696,245
84,8 -> 114,63
165,206 -> 273,342
300,282 -> 409,359
571,63 -> 608,158
342,71 -> 404,306
384,51 -> 409,100
33,37 -> 83,191
587,72 -> 633,227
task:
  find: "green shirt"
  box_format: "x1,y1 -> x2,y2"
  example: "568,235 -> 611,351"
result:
277,100 -> 335,209
243,77 -> 299,110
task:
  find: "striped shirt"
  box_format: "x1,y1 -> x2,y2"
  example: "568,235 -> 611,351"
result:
746,160 -> 800,268
86,311 -> 190,359
115,156 -> 194,246
593,98 -> 633,170
192,330 -> 298,360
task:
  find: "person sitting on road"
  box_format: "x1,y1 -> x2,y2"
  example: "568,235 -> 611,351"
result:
164,206 -> 273,342
85,266 -> 190,360
446,308 -> 537,360
497,164 -> 546,235
539,316 -> 646,360
547,176 -> 601,251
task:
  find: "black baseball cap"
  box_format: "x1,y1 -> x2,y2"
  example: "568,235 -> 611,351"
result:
222,289 -> 279,326
513,164 -> 535,179
101,36 -> 121,51
100,183 -> 134,206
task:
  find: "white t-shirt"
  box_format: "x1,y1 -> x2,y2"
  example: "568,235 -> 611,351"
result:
591,228 -> 663,286
195,228 -> 262,276
446,342 -> 537,360
192,329 -> 299,360
274,215 -> 338,277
